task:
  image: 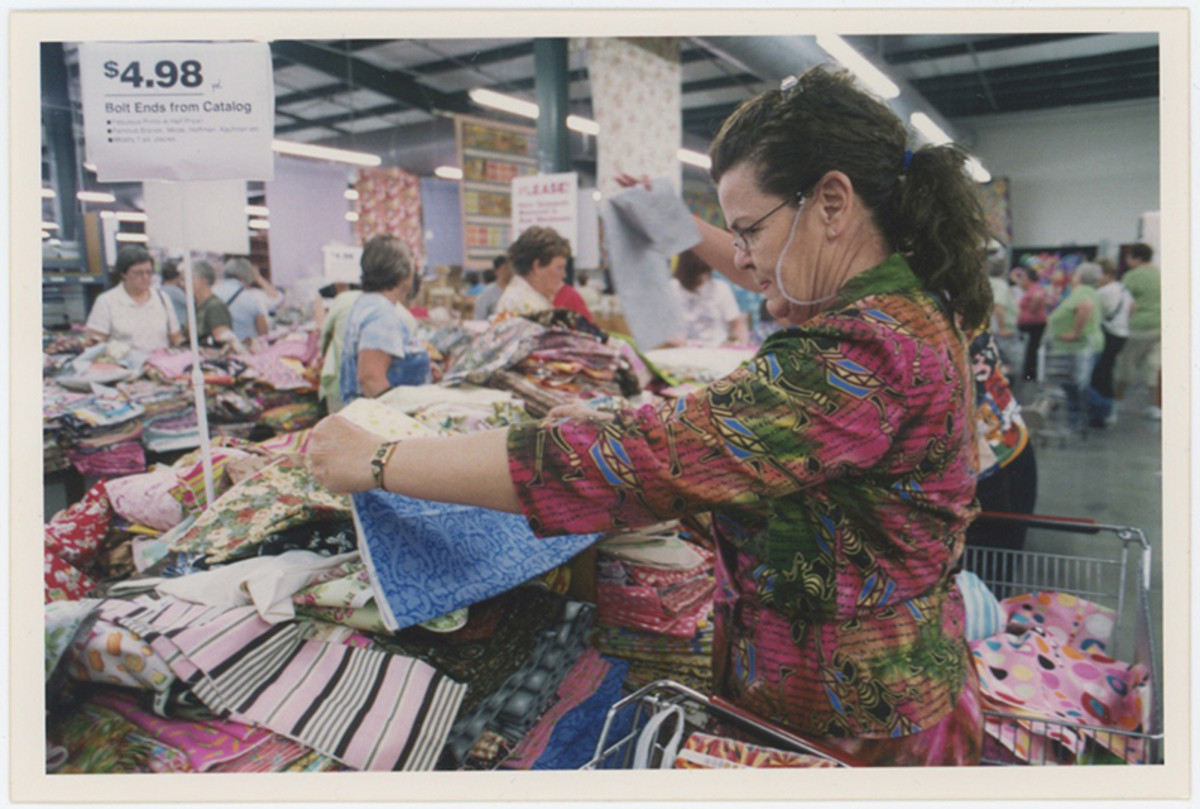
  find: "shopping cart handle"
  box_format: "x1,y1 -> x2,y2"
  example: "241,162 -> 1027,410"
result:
974,511 -> 1103,534
707,695 -> 866,768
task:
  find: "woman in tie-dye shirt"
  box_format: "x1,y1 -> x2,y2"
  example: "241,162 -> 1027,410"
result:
310,66 -> 993,766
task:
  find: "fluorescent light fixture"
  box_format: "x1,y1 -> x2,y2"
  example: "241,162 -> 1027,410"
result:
42,188 -> 56,199
965,156 -> 992,184
469,88 -> 539,119
48,238 -> 62,246
271,139 -> 382,167
434,166 -> 464,181
77,190 -> 116,203
41,221 -> 59,231
677,148 -> 712,170
567,115 -> 600,136
99,210 -> 116,220
248,219 -> 270,230
244,205 -> 270,217
115,232 -> 149,243
816,34 -> 900,99
592,190 -> 602,202
344,212 -> 360,223
910,112 -> 953,146
115,211 -> 148,223
42,231 -> 51,240
344,189 -> 359,201
83,162 -> 98,173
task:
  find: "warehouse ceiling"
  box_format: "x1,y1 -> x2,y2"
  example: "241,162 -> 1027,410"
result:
264,32 -> 1159,174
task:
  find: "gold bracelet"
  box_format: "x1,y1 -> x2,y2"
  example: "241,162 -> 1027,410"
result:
370,441 -> 400,489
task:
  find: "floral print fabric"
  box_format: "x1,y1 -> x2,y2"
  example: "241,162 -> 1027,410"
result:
507,254 -> 979,743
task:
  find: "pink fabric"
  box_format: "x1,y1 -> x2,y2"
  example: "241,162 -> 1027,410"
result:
502,648 -> 610,768
1001,590 -> 1116,655
144,348 -> 196,380
68,440 -> 146,477
105,466 -> 185,531
89,689 -> 273,771
596,579 -> 713,638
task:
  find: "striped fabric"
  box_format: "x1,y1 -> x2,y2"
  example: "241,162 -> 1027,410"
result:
100,596 -> 465,771
955,570 -> 1004,642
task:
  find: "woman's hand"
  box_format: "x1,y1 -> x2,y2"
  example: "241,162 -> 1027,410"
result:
307,415 -> 389,493
614,172 -> 652,191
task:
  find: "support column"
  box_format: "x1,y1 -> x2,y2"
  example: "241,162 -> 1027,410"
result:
533,38 -> 570,175
41,42 -> 80,242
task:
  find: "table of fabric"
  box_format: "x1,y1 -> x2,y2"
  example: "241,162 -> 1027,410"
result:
352,489 -> 599,632
442,316 -> 545,386
97,595 -> 467,771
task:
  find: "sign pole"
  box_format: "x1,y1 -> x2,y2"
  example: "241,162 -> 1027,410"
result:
178,185 -> 216,509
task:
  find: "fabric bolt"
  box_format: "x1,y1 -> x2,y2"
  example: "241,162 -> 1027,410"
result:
67,440 -> 147,478
673,732 -> 841,769
249,517 -> 359,562
100,596 -> 467,771
208,734 -> 313,773
591,623 -> 713,657
352,489 -> 599,632
259,399 -> 322,432
442,316 -> 545,386
956,571 -> 1005,642
489,369 -> 576,418
169,455 -> 352,565
337,395 -> 436,440
378,382 -> 519,414
528,656 -> 631,770
167,446 -> 257,514
971,625 -> 1150,763
596,578 -> 713,638
1001,591 -> 1117,654
241,352 -> 314,392
600,177 -> 695,350
104,466 -> 186,532
45,598 -> 104,681
52,702 -> 159,773
501,648 -> 611,768
507,254 -> 979,743
88,688 -> 274,772
45,482 -> 112,602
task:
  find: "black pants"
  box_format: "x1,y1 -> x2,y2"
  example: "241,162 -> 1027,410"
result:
1018,323 -> 1045,381
966,444 -> 1038,587
1089,330 -> 1127,401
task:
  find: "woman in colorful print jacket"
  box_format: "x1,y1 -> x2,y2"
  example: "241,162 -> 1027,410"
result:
310,66 -> 993,766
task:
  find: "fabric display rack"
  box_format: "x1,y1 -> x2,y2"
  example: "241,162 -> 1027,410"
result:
42,312 -> 1161,773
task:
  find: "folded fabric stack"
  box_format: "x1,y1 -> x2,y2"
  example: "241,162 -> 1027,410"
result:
59,397 -> 148,477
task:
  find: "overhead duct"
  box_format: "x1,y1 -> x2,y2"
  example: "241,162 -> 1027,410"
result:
692,36 -> 970,148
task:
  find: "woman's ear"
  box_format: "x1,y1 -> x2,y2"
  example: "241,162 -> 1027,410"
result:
812,170 -> 855,230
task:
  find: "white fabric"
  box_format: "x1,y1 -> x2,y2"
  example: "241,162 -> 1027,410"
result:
85,284 -> 180,352
155,550 -> 362,623
495,275 -> 553,317
1097,280 -> 1133,337
956,570 -> 1005,642
672,276 -> 741,345
598,527 -> 706,570
379,382 -> 518,414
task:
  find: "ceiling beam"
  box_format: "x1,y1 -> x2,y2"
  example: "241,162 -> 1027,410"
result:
274,100 -> 422,135
275,81 -> 352,109
881,33 -> 1099,64
274,108 -> 352,137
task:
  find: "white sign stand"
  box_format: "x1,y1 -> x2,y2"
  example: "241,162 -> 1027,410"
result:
79,41 -> 275,508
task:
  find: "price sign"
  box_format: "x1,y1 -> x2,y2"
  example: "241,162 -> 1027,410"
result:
79,42 -> 275,182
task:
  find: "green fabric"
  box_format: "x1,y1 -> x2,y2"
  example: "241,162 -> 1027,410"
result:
1048,285 -> 1103,354
318,290 -> 363,405
1122,264 -> 1161,331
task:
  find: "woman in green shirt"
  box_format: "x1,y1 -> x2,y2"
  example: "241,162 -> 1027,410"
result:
1047,262 -> 1103,430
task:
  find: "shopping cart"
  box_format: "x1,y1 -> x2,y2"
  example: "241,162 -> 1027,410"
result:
583,512 -> 1161,769
1029,345 -> 1091,446
965,512 -> 1162,765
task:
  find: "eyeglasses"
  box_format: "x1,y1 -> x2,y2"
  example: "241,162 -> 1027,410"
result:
125,269 -> 155,278
730,194 -> 804,253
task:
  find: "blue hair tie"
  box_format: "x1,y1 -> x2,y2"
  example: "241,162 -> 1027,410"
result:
901,150 -> 914,171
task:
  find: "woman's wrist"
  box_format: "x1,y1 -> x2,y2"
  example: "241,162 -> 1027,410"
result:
370,440 -> 401,489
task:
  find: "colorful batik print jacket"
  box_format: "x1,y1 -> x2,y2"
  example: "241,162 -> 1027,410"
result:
507,254 -> 979,740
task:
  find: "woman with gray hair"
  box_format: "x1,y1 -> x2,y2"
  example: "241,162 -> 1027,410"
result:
338,234 -> 430,403
1047,261 -> 1104,430
213,256 -> 274,341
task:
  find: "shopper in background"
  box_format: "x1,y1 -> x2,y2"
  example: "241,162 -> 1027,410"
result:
984,240 -> 1020,377
213,257 -> 273,342
159,260 -> 190,329
1087,257 -> 1132,427
186,260 -> 243,352
669,249 -> 749,345
551,272 -> 596,323
1114,242 -> 1162,420
338,234 -> 430,404
1046,261 -> 1103,431
311,66 -> 992,766
85,244 -> 182,352
473,254 -> 514,320
1012,265 -> 1047,382
494,226 -> 570,317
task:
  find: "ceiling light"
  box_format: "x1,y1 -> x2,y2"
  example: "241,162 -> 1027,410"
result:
344,189 -> 359,201
115,211 -> 148,223
434,166 -> 464,181
42,188 -> 56,199
248,219 -> 270,230
566,115 -> 600,136
271,139 -> 382,167
99,210 -> 116,220
592,190 -> 602,202
816,34 -> 901,100
244,205 -> 270,217
115,232 -> 150,243
965,157 -> 992,184
83,162 -> 98,173
42,231 -> 51,240
345,212 -> 360,223
677,148 -> 712,171
469,88 -> 538,119
910,112 -> 953,146
41,221 -> 59,231
77,190 -> 116,203
48,238 -> 61,246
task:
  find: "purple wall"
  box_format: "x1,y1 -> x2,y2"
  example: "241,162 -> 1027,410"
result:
266,156 -> 355,288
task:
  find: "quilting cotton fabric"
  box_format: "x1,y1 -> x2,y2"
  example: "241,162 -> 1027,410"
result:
100,596 -> 467,771
351,489 -> 599,631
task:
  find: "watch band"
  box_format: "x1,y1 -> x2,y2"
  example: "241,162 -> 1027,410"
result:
370,440 -> 400,489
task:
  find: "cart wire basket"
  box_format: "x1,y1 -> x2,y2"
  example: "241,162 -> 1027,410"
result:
965,512 -> 1162,765
583,512 -> 1161,769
